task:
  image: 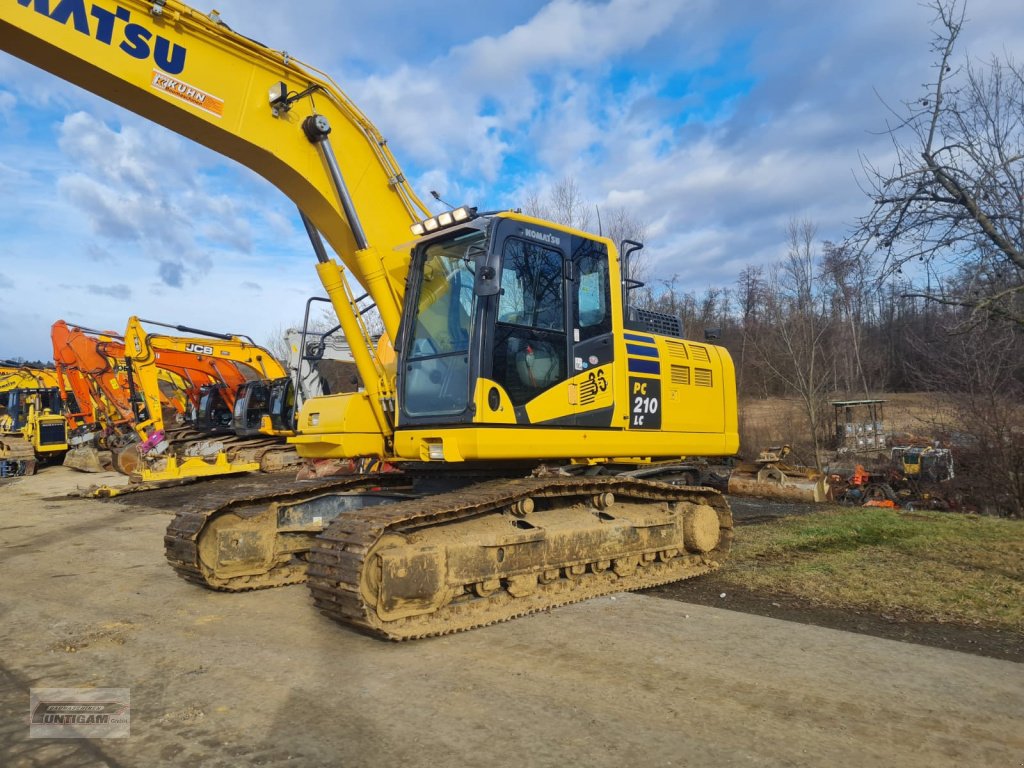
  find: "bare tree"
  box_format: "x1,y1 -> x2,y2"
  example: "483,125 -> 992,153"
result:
854,0 -> 1024,326
263,322 -> 291,365
524,176 -> 651,296
820,241 -> 876,395
747,220 -> 836,467
602,205 -> 650,282
523,177 -> 594,233
907,315 -> 1024,516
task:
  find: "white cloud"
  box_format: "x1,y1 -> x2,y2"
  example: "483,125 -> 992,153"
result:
0,90 -> 15,120
1,0 -> 1023,360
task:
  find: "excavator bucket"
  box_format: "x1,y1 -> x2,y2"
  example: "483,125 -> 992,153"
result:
727,461 -> 831,503
63,445 -> 111,473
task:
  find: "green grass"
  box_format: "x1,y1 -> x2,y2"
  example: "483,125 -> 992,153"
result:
722,507 -> 1024,632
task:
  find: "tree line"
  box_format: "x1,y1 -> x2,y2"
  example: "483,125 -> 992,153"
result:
529,1 -> 1023,515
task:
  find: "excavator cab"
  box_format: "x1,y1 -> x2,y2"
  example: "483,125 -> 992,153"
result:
5,387 -> 63,431
397,212 -> 614,430
266,377 -> 299,432
232,380 -> 271,436
231,377 -> 297,436
385,208 -> 737,464
194,385 -> 234,433
0,387 -> 68,471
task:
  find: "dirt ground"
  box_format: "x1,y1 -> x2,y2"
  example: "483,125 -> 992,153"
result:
1,467 -> 1022,767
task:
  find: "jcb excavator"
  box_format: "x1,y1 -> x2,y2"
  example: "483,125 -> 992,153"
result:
0,363 -> 69,475
52,316 -> 303,479
119,315 -> 305,480
3,1 -> 739,639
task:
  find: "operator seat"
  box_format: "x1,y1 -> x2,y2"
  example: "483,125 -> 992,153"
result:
515,341 -> 559,389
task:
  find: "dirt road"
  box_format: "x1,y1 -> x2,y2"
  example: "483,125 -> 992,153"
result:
1,468 -> 1022,767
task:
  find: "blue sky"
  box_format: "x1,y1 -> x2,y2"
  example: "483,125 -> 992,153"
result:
1,0 -> 1021,360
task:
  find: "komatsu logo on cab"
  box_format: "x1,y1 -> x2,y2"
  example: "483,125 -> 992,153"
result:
524,228 -> 561,247
17,0 -> 187,75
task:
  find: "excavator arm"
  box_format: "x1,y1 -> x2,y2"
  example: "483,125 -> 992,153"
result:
2,0 -> 432,441
51,320 -> 137,432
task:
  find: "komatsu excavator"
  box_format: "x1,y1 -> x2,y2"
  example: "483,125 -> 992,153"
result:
2,0 -> 739,639
0,363 -> 69,475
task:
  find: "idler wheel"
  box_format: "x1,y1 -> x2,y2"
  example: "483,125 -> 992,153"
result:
684,504 -> 721,553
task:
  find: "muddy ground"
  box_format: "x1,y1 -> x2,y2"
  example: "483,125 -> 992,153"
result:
1,467 -> 1022,767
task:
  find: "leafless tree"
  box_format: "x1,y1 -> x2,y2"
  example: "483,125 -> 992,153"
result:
263,321 -> 291,365
523,176 -> 593,233
820,241 -> 877,395
906,315 -> 1024,516
747,220 -> 837,467
524,175 -> 650,288
602,205 -> 650,282
854,0 -> 1024,327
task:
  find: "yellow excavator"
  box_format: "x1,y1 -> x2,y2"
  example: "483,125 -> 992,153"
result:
119,315 -> 304,480
0,363 -> 69,476
2,1 -> 739,639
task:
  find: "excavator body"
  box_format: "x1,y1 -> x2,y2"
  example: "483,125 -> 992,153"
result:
3,0 -> 740,638
293,212 -> 738,464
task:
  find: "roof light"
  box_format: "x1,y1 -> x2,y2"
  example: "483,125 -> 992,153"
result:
409,205 -> 479,236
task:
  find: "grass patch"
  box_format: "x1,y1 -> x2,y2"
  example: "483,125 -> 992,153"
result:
722,507 -> 1024,632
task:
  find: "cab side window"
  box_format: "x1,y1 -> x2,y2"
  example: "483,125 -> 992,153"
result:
497,239 -> 564,330
574,239 -> 610,340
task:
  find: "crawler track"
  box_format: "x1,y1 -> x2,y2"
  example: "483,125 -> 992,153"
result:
164,473 -> 410,590
159,426 -> 302,472
308,476 -> 732,640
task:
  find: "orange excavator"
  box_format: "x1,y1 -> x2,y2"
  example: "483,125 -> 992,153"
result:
51,317 -> 294,477
52,320 -> 149,471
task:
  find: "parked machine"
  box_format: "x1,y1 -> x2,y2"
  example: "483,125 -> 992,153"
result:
833,447 -> 956,509
0,363 -> 69,476
2,1 -> 739,639
120,316 -> 304,479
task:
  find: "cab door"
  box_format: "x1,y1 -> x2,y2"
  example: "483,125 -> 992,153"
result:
569,237 -> 615,427
487,222 -> 571,424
